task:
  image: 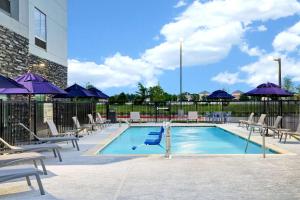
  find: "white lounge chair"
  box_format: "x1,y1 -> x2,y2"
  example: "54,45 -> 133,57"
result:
88,114 -> 102,129
96,112 -> 110,126
0,152 -> 47,175
239,112 -> 254,127
72,116 -> 93,136
263,116 -> 282,138
279,122 -> 300,143
0,137 -> 62,162
0,167 -> 45,195
187,111 -> 198,122
248,114 -> 267,133
130,112 -> 141,123
45,120 -> 80,151
19,122 -> 80,151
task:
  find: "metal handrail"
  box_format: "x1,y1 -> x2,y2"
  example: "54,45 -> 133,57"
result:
245,124 -> 266,158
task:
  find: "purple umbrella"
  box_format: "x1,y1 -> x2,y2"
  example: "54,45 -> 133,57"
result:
207,90 -> 235,99
0,74 -> 29,93
88,87 -> 109,99
0,72 -> 66,130
245,82 -> 293,97
53,84 -> 97,118
15,72 -> 66,95
54,84 -> 96,98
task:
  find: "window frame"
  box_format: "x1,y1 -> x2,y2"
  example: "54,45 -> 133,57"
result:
0,0 -> 11,16
34,7 -> 47,50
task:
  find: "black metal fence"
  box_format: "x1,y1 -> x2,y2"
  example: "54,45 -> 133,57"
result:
0,100 -> 96,145
1,99 -> 299,146
98,100 -> 300,130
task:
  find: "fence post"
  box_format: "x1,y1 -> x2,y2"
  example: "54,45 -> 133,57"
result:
34,101 -> 37,135
155,102 -> 158,123
106,103 -> 109,119
0,99 -> 2,142
168,101 -> 171,121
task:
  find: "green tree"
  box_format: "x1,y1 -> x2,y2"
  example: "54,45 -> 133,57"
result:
191,94 -> 199,101
117,92 -> 128,104
283,76 -> 294,92
239,93 -> 250,101
135,82 -> 148,104
178,93 -> 188,101
149,85 -> 166,102
108,95 -> 117,104
85,82 -> 95,89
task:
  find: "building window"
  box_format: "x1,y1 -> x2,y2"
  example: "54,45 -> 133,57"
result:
34,7 -> 47,49
0,0 -> 11,14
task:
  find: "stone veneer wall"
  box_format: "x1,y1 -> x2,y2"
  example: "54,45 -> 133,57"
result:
0,25 -> 67,88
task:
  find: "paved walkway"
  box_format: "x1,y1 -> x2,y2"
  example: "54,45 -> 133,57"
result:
1,124 -> 300,200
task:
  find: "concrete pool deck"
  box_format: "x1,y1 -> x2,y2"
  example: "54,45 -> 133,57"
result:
1,123 -> 300,200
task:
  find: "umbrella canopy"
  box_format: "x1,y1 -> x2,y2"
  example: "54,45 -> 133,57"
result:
245,82 -> 293,97
13,72 -> 66,95
0,74 -> 29,94
54,83 -> 96,98
207,90 -> 235,99
88,87 -> 109,99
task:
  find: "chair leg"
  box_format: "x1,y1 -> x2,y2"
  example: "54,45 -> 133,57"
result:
35,174 -> 45,195
284,133 -> 288,143
40,159 -> 47,175
56,149 -> 62,162
52,149 -> 57,157
26,176 -> 31,186
74,140 -> 80,151
71,140 -> 75,148
33,160 -> 38,168
279,132 -> 283,142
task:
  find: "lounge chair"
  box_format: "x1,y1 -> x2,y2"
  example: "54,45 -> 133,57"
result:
239,112 -> 254,127
130,112 -> 141,123
0,137 -> 62,162
72,116 -> 93,136
88,114 -> 102,129
96,112 -> 110,126
0,152 -> 47,175
248,114 -> 267,133
224,112 -> 232,123
187,111 -> 198,122
263,116 -> 282,138
45,120 -> 80,151
205,112 -> 212,122
279,122 -> 300,143
0,167 -> 45,195
19,122 -> 80,151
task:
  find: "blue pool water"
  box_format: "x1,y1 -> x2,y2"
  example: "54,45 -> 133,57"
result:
99,126 -> 276,155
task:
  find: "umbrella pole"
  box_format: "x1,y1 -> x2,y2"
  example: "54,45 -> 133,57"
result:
75,98 -> 78,118
28,94 -> 31,130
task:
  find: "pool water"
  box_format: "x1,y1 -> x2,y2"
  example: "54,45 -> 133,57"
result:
99,126 -> 276,155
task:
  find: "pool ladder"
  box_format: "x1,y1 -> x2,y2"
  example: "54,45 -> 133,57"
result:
245,125 -> 266,158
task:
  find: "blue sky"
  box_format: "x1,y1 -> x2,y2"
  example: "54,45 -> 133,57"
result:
68,0 -> 300,95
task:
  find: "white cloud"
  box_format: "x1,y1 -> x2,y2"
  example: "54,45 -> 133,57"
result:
240,43 -> 265,57
211,71 -> 241,85
69,0 -> 300,89
174,0 -> 187,8
257,25 -> 267,32
68,53 -> 160,89
273,20 -> 300,52
239,54 -> 300,86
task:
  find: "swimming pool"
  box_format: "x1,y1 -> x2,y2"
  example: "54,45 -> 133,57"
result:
99,126 -> 277,155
